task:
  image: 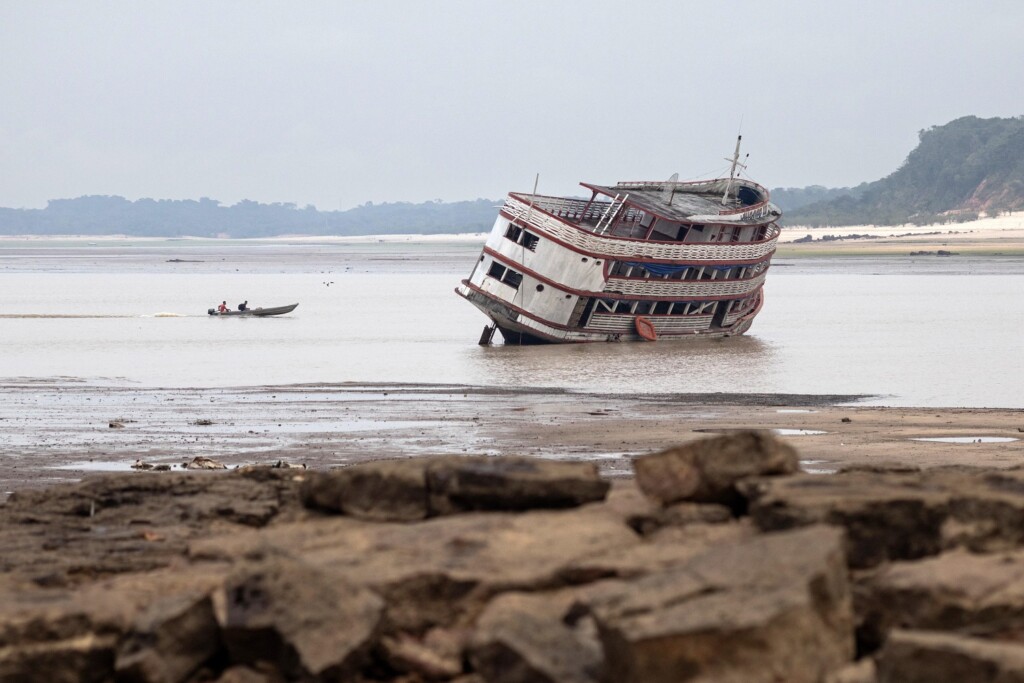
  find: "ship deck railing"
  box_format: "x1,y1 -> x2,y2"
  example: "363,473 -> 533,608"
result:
502,195 -> 781,263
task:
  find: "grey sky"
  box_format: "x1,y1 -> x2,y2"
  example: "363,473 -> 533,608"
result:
2,1 -> 1022,210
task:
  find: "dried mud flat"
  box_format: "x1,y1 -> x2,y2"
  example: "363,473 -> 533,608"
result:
2,379 -> 1023,499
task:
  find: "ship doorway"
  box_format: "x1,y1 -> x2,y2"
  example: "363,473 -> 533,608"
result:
711,301 -> 730,329
569,297 -> 596,328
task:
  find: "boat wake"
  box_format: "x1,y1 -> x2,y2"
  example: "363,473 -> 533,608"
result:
145,312 -> 187,318
0,314 -> 135,319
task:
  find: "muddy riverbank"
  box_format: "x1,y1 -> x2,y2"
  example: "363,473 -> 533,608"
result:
3,380 -> 1023,499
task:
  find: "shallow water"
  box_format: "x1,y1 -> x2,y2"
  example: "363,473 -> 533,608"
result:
910,436 -> 1020,444
2,238 -> 1024,407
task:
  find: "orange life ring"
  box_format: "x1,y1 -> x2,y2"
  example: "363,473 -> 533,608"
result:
635,316 -> 658,341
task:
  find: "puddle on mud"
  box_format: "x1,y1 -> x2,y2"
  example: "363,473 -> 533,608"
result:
800,459 -> 838,474
910,436 -> 1019,444
51,460 -> 142,472
774,429 -> 828,436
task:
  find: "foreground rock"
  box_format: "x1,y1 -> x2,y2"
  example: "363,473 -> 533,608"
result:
191,504 -> 642,634
743,467 -> 1024,568
590,525 -> 853,683
0,468 -> 310,585
469,590 -> 603,683
9,444 -> 1024,681
876,630 -> 1024,682
115,592 -> 221,683
221,556 -> 383,679
300,456 -> 610,521
857,549 -> 1024,650
634,430 -> 798,509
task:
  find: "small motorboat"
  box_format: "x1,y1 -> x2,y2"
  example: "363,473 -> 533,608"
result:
207,303 -> 298,317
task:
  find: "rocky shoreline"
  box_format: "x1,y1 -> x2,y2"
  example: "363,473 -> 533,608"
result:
6,381 -> 1024,501
5,431 -> 1024,681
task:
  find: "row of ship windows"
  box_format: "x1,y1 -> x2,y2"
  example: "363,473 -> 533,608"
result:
502,221 -> 766,282
592,297 -> 753,317
606,260 -> 767,281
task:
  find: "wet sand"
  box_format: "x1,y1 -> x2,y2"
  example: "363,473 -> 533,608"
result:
3,380 -> 1023,500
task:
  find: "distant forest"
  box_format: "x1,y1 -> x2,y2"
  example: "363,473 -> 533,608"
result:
3,115 -> 1022,236
0,197 -> 500,238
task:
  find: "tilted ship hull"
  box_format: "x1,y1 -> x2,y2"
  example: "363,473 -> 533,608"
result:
456,154 -> 781,344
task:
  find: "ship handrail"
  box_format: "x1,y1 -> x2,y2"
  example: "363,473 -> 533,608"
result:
502,195 -> 780,262
603,271 -> 768,298
521,195 -> 612,222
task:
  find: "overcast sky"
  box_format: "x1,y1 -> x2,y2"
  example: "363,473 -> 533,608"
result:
2,1 -> 1022,210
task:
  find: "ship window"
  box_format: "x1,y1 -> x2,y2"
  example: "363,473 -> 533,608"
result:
653,301 -> 672,315
505,225 -> 539,251
502,269 -> 523,289
535,284 -> 544,292
487,261 -> 523,289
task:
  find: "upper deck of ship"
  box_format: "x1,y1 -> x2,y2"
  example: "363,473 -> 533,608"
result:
582,178 -> 780,227
506,177 -> 781,243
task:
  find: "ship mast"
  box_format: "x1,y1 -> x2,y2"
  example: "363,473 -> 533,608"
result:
721,135 -> 748,206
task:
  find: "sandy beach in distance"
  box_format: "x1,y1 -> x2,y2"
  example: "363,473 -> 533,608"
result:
777,210 -> 1024,255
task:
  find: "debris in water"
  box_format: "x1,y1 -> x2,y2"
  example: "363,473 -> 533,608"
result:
186,456 -> 227,470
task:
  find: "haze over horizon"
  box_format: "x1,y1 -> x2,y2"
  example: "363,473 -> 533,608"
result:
3,1 -> 1022,211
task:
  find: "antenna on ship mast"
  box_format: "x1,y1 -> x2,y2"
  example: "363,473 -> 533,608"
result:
721,135 -> 749,206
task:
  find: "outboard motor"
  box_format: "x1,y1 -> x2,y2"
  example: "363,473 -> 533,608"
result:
207,308 -> 216,315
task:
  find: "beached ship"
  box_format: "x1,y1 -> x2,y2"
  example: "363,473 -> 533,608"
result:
455,138 -> 782,343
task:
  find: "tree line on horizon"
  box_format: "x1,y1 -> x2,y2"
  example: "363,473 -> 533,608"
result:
2,115 -> 1021,236
0,196 -> 500,238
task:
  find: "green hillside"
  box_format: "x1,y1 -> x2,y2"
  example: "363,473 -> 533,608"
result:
781,115 -> 1024,227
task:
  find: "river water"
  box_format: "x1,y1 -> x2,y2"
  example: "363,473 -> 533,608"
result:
1,238 -> 1022,408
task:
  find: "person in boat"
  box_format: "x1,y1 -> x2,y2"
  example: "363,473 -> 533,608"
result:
238,300 -> 248,311
217,301 -> 229,313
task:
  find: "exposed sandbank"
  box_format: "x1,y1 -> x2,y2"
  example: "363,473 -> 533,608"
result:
2,381 -> 1022,500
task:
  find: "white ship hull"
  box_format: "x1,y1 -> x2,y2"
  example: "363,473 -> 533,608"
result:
456,174 -> 780,344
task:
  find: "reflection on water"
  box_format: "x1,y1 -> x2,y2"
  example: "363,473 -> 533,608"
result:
1,241 -> 1024,407
470,336 -> 779,394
